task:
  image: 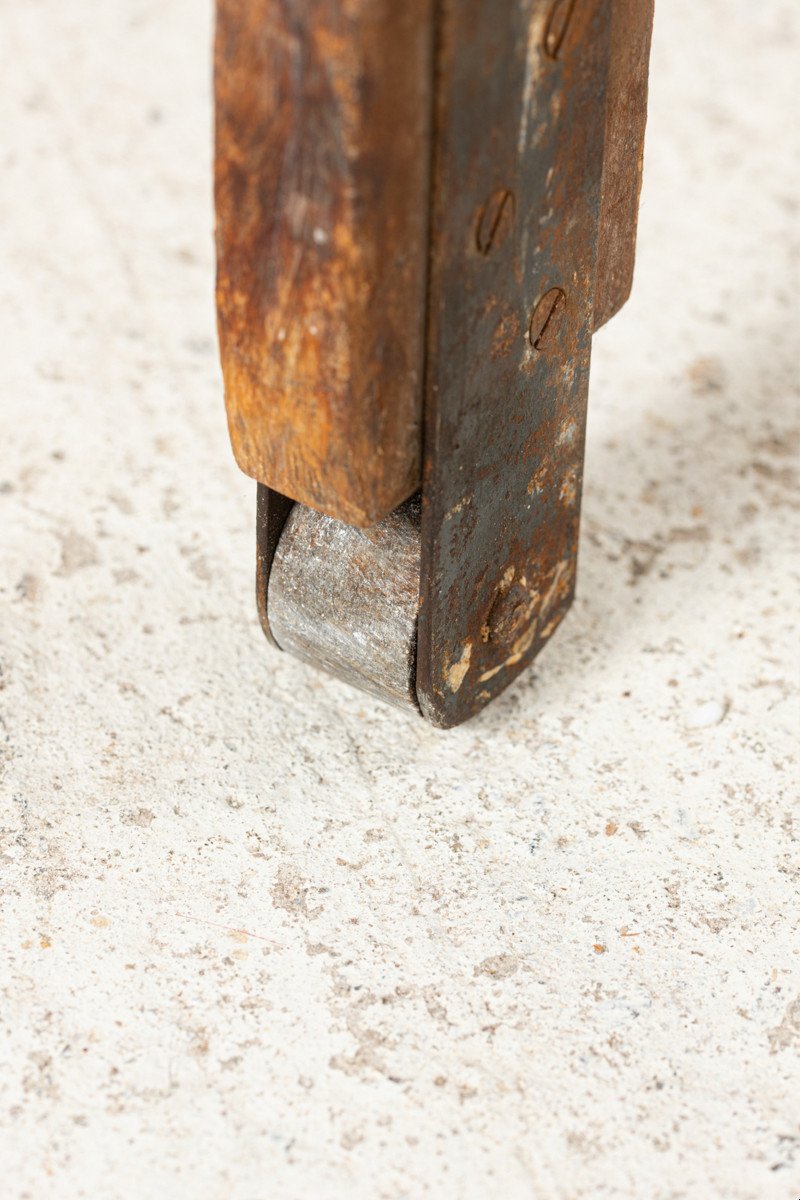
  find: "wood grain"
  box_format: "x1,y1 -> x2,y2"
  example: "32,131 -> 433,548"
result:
593,0 -> 654,330
215,0 -> 433,526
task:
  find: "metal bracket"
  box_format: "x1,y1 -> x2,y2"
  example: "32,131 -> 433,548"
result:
417,0 -> 611,726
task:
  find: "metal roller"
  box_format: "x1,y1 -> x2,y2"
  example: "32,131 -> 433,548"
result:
268,497 -> 421,712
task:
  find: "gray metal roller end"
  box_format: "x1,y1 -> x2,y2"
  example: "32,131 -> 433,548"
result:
268,496 -> 421,713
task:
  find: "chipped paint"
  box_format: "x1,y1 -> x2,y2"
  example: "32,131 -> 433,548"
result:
444,494 -> 473,521
445,642 -> 473,693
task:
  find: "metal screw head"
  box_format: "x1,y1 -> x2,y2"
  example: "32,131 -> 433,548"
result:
544,0 -> 577,60
528,287 -> 567,352
476,188 -> 515,255
483,580 -> 534,647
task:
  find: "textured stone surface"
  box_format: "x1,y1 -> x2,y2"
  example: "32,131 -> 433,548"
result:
1,2 -> 798,1198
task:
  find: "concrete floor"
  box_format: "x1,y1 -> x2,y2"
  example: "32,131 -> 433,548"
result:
1,2 -> 798,1198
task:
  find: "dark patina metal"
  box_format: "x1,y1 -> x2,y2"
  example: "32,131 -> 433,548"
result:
417,0 -> 614,727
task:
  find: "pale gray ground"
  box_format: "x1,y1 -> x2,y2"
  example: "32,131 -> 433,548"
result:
1,3 -> 798,1198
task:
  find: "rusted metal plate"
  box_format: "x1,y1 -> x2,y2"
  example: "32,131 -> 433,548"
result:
416,0 -> 613,727
268,496 -> 421,710
215,0 -> 433,527
594,0 -> 654,330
